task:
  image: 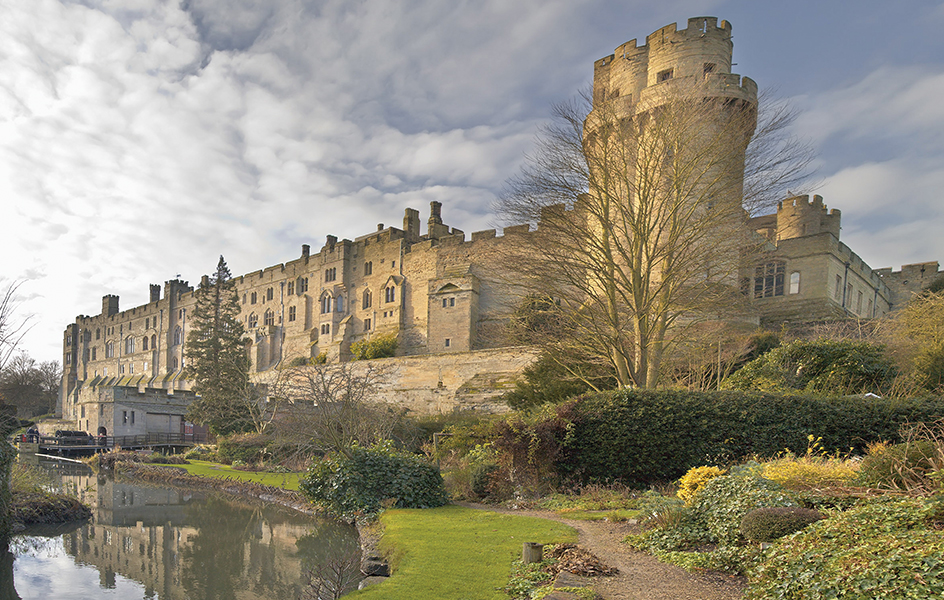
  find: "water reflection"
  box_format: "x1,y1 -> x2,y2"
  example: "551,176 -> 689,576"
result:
3,458 -> 359,600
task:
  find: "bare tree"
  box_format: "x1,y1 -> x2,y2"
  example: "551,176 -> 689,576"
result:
275,362 -> 407,458
0,281 -> 32,372
298,549 -> 362,600
498,81 -> 812,388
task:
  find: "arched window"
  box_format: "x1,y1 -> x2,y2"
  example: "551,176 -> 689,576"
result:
151,334 -> 156,350
321,294 -> 332,314
789,272 -> 800,295
753,262 -> 785,298
125,337 -> 135,354
105,341 -> 115,358
248,313 -> 258,328
173,326 -> 182,345
335,296 -> 344,313
172,356 -> 179,370
264,309 -> 274,326
363,289 -> 372,309
385,286 -> 395,303
142,336 -> 148,351
266,287 -> 274,301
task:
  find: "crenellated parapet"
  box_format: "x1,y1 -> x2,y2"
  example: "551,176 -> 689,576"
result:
592,16 -> 756,116
776,194 -> 842,240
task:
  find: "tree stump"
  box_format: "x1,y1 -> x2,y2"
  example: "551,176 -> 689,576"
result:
523,542 -> 544,564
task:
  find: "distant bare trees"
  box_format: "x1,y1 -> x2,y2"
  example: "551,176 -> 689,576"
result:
0,281 -> 31,372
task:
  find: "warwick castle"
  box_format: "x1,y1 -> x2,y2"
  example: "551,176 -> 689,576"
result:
59,17 -> 942,435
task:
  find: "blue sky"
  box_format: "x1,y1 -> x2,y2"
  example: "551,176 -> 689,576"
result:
3,0 -> 944,362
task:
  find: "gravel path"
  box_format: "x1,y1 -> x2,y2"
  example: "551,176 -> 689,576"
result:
460,503 -> 746,600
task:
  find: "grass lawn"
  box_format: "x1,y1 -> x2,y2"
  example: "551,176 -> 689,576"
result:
347,504 -> 576,600
174,460 -> 305,491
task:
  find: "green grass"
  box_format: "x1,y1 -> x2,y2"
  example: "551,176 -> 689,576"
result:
347,505 -> 576,600
174,460 -> 305,491
555,508 -> 639,522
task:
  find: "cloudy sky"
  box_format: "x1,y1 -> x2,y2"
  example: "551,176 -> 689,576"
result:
3,0 -> 944,362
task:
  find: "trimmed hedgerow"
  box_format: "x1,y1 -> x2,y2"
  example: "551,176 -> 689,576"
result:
300,442 -> 448,518
554,389 -> 944,486
747,497 -> 944,599
740,506 -> 823,543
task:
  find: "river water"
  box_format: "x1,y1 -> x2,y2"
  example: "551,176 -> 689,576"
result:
1,456 -> 360,600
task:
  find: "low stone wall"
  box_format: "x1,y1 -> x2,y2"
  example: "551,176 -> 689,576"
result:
345,347 -> 538,415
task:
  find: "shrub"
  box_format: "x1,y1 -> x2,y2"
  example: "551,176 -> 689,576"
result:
723,338 -> 897,395
470,463 -> 500,498
739,506 -> 823,542
859,439 -> 939,492
299,442 -> 448,518
691,475 -> 797,545
349,333 -> 397,360
217,433 -> 270,465
760,436 -> 859,490
747,497 -> 944,599
677,466 -> 726,505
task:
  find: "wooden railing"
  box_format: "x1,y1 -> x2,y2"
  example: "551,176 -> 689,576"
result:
31,432 -> 208,449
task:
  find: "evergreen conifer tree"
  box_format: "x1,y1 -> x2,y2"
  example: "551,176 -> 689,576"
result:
185,256 -> 254,435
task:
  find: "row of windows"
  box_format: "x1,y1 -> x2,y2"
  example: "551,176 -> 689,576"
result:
835,276 -> 874,316
749,262 -> 801,299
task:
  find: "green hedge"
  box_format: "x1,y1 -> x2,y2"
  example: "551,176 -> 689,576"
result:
555,389 -> 944,486
300,442 -> 448,518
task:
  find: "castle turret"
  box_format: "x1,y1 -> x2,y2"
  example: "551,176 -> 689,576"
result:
592,17 -> 757,118
101,295 -> 119,317
776,194 -> 841,241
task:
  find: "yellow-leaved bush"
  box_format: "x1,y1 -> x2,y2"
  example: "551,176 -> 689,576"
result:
677,465 -> 726,505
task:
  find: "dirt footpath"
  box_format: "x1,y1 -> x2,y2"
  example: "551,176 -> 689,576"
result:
462,503 -> 746,600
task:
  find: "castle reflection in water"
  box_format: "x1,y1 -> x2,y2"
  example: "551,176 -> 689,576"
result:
21,458 -> 359,600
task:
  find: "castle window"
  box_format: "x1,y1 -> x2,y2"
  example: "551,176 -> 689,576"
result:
105,341 -> 115,358
81,406 -> 85,418
65,353 -> 72,365
789,272 -> 800,295
321,295 -> 332,314
335,296 -> 344,313
145,317 -> 149,328
267,287 -> 274,301
363,290 -> 372,309
288,306 -> 296,322
444,338 -> 451,348
248,313 -> 258,328
835,275 -> 842,300
846,283 -> 853,307
242,293 -> 247,304
96,328 -> 100,340
365,261 -> 373,276
123,411 -> 127,424
391,261 -> 396,268
131,410 -> 135,425
754,262 -> 785,298
173,326 -> 182,345
657,69 -> 673,82
385,286 -> 395,303
100,404 -> 104,416
288,281 -> 294,296
251,292 -> 257,304
325,267 -> 336,282
91,347 -> 97,360
142,336 -> 149,351
151,334 -> 156,350
856,290 -> 863,314
298,277 -> 309,293
264,309 -> 274,326
703,63 -> 716,77
321,324 -> 330,335
129,363 -> 134,374
364,318 -> 371,331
